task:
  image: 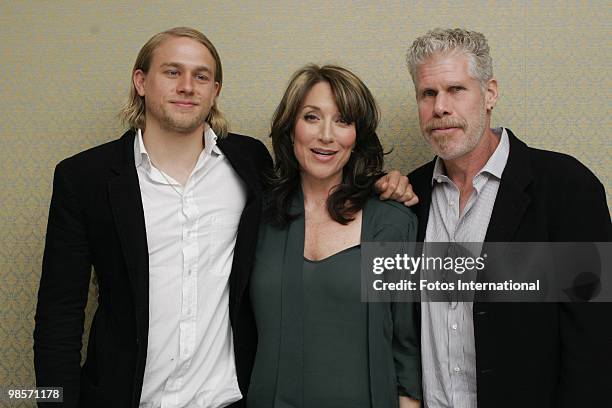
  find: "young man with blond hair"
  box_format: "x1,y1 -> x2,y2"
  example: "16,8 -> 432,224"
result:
34,27 -> 271,407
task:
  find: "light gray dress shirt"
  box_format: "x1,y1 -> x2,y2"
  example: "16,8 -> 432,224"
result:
421,128 -> 510,408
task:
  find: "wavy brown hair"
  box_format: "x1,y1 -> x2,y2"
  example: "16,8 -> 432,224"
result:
265,64 -> 385,226
119,27 -> 229,137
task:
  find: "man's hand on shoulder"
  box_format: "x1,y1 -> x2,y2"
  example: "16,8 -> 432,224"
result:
375,170 -> 419,207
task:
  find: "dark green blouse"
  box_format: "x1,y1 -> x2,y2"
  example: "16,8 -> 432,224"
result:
248,196 -> 421,408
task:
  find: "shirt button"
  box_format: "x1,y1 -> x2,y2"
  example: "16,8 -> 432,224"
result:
449,200 -> 454,207
454,366 -> 461,372
451,323 -> 458,330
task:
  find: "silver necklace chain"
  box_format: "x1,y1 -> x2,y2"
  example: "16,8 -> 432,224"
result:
149,158 -> 185,198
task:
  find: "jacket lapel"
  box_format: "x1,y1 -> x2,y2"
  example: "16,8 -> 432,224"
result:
217,135 -> 259,198
107,131 -> 150,323
216,135 -> 264,313
412,160 -> 435,241
476,130 -> 532,308
275,193 -> 305,406
360,201 -> 384,406
484,129 -> 532,242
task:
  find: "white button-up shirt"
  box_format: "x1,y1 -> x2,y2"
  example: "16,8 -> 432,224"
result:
135,128 -> 247,408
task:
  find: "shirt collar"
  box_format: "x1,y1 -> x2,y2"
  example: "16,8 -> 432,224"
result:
134,128 -> 151,170
480,127 -> 509,180
431,155 -> 448,185
204,126 -> 222,157
133,126 -> 222,169
430,127 -> 510,185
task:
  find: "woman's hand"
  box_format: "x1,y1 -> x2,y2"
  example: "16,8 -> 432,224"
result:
374,170 -> 419,206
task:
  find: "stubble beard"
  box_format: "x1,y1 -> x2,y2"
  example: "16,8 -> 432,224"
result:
422,100 -> 487,161
149,101 -> 209,135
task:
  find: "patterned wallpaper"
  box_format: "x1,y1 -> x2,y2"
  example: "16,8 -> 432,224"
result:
0,1 -> 609,405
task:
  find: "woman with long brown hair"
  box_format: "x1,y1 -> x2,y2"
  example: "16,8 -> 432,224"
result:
248,64 -> 421,408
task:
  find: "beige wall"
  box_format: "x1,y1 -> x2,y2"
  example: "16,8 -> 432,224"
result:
1,1 -> 609,403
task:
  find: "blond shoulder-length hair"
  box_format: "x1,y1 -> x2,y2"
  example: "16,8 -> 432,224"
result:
119,27 -> 229,137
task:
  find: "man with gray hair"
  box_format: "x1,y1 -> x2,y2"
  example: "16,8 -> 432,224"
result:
405,28 -> 610,408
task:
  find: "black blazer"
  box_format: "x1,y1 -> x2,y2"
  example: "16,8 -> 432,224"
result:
408,129 -> 612,408
34,130 -> 272,408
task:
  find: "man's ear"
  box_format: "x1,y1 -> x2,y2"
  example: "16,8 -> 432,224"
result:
210,81 -> 221,108
485,78 -> 498,111
133,70 -> 146,97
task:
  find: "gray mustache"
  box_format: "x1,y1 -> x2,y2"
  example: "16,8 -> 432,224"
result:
424,118 -> 467,133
